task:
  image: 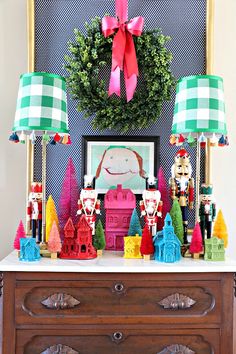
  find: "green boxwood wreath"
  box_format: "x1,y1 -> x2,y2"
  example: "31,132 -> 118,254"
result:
65,17 -> 175,132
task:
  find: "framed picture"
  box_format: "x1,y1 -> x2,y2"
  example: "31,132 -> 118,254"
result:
82,136 -> 160,194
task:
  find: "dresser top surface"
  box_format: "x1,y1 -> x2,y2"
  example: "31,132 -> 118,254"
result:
0,250 -> 236,273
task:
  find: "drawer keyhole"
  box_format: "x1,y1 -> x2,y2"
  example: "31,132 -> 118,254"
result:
113,332 -> 123,341
114,283 -> 124,292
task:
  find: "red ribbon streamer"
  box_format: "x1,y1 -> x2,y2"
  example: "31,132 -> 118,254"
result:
102,0 -> 144,102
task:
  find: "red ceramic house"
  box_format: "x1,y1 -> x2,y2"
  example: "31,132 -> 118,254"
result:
104,184 -> 136,251
60,217 -> 76,257
60,215 -> 97,259
76,215 -> 97,259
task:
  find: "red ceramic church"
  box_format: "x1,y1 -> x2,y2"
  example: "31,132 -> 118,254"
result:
104,184 -> 136,251
60,215 -> 97,259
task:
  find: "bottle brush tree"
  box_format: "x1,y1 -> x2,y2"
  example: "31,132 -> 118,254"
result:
48,221 -> 62,253
93,219 -> 106,250
59,157 -> 79,237
170,199 -> 184,244
140,225 -> 154,256
128,208 -> 142,236
14,220 -> 26,250
157,166 -> 171,231
189,223 -> 203,254
46,195 -> 59,242
213,209 -> 228,248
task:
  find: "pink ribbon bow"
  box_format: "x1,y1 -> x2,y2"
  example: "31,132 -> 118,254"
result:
102,0 -> 144,102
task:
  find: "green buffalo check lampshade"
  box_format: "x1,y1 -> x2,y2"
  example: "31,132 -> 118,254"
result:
172,75 -> 227,136
13,72 -> 69,135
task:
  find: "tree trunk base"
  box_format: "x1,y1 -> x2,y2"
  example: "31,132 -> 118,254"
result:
50,252 -> 58,259
143,254 -> 151,261
97,250 -> 103,257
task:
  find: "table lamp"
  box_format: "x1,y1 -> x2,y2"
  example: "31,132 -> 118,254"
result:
171,75 -> 227,221
9,72 -> 70,242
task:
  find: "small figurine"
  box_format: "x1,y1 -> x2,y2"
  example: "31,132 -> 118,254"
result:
19,238 -> 41,262
140,176 -> 163,236
170,199 -> 184,244
77,175 -> 100,235
60,215 -> 97,259
27,182 -> 43,242
153,213 -> 181,263
59,157 -> 79,236
76,215 -> 97,259
124,234 -> 142,259
199,184 -> 216,240
104,184 -> 136,251
46,195 -> 59,242
169,149 -> 194,244
189,223 -> 203,259
213,209 -> 228,248
204,237 -> 225,261
128,208 -> 142,236
47,221 -> 62,259
157,166 -> 171,231
140,224 -> 154,260
60,217 -> 76,257
93,220 -> 106,256
14,220 -> 26,251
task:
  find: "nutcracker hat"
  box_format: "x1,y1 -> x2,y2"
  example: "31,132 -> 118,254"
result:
84,175 -> 95,189
174,149 -> 190,165
31,182 -> 43,193
200,184 -> 213,195
145,175 -> 158,190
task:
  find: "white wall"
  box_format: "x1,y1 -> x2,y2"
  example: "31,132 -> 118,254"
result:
213,0 -> 236,257
0,0 -> 27,259
0,1 -> 235,259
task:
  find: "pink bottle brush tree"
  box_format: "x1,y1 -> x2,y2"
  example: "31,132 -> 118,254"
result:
48,221 -> 62,253
59,157 -> 79,238
14,220 -> 26,250
157,166 -> 171,231
190,223 -> 203,255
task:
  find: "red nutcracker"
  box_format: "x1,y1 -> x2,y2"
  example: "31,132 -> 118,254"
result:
27,182 -> 43,243
140,176 -> 163,236
77,175 -> 100,235
169,149 -> 194,244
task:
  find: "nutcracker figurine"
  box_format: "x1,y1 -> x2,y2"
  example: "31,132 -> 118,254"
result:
140,176 -> 163,236
27,182 -> 43,243
77,175 -> 101,235
169,149 -> 194,244
199,184 -> 216,240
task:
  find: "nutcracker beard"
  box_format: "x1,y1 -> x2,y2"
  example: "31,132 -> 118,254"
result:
140,189 -> 162,237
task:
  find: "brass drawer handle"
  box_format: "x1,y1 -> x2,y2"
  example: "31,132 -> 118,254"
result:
113,332 -> 123,341
158,293 -> 196,310
114,283 -> 124,292
41,293 -> 80,310
41,344 -> 79,354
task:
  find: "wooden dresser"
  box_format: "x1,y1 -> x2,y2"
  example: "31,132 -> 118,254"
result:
0,251 -> 236,354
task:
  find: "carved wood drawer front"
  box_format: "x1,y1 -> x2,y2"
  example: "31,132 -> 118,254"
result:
16,328 -> 219,354
15,277 -> 221,325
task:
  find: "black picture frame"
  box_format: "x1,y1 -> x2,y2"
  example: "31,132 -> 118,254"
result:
82,136 -> 160,195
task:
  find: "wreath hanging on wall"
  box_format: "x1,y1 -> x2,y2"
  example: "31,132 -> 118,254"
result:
65,17 -> 175,132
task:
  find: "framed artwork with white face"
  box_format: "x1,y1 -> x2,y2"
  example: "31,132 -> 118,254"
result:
82,136 -> 160,194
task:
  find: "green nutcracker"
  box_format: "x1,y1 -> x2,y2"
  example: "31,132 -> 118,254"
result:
199,184 -> 216,240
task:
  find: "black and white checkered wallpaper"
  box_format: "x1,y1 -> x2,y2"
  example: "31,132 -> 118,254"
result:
34,0 -> 207,227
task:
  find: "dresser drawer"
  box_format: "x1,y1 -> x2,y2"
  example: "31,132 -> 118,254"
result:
16,328 -> 219,354
15,274 -> 221,325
